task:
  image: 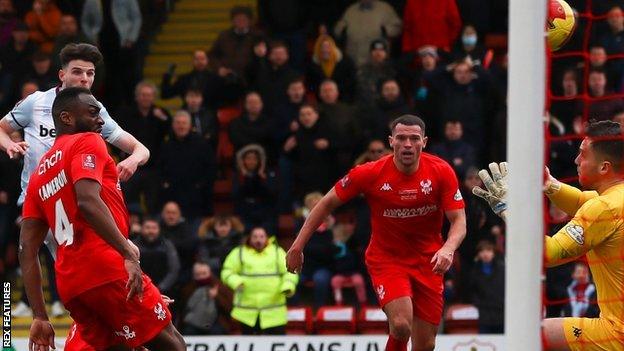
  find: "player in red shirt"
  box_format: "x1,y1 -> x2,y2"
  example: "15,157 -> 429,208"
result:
286,114 -> 466,351
19,87 -> 186,351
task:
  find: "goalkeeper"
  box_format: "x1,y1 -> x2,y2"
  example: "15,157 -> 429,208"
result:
473,120 -> 624,350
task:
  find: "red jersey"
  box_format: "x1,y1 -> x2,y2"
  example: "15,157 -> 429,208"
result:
22,132 -> 129,302
334,153 -> 464,267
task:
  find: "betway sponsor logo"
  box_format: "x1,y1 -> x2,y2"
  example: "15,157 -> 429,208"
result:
382,205 -> 438,218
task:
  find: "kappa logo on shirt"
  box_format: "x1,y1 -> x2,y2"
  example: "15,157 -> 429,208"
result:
380,182 -> 392,191
82,154 -> 96,170
420,179 -> 432,194
340,175 -> 350,188
565,224 -> 585,245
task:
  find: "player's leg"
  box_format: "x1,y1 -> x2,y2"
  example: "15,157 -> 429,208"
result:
542,318 -> 571,351
410,317 -> 437,351
383,297 -> 413,351
409,272 -> 443,351
142,322 -> 186,351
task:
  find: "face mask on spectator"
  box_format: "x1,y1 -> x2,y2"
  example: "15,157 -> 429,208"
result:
196,276 -> 215,287
462,35 -> 477,46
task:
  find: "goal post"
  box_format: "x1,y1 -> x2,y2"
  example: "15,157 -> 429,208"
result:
506,0 -> 546,349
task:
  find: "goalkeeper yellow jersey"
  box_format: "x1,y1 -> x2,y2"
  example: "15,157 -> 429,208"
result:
547,182 -> 624,330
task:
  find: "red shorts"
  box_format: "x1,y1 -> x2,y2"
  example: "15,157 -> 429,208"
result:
368,264 -> 443,325
64,274 -> 171,349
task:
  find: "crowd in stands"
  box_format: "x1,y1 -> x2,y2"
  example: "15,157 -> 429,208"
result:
2,0 -> 618,335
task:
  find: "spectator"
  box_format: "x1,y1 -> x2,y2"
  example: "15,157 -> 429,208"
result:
550,68 -> 582,132
334,0 -> 402,67
51,14 -> 92,69
427,60 -> 492,152
401,0 -> 462,53
25,0 -> 61,53
209,6 -> 261,77
273,77 -> 306,147
470,240 -> 505,334
233,144 -> 277,233
451,24 -> 487,66
296,192 -> 336,308
20,80 -> 39,97
331,225 -> 367,307
284,104 -> 335,200
161,50 -> 224,110
228,92 -> 274,158
353,139 -> 391,166
23,51 -> 58,91
318,80 -> 359,176
356,39 -> 397,102
585,68 -> 624,121
221,226 -> 298,335
160,111 -> 216,220
160,201 -> 199,287
0,0 -> 17,47
182,262 -> 223,335
371,78 -> 412,140
250,41 -> 300,113
0,22 -> 36,109
197,215 -> 244,274
429,120 -> 476,177
183,87 -> 219,149
133,218 -> 180,296
257,0 -> 307,71
117,81 -> 170,215
600,6 -> 624,81
81,0 -> 142,105
563,262 -> 599,318
308,35 -> 356,101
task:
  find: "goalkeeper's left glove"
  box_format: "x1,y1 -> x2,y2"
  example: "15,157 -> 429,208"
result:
472,162 -> 508,220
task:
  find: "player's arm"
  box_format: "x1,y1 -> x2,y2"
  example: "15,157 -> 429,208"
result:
110,130 -> 150,181
74,179 -> 143,299
544,199 -> 613,267
100,106 -> 150,181
19,218 -> 57,350
544,167 -> 598,216
0,101 -> 32,158
286,188 -> 345,273
431,209 -> 466,275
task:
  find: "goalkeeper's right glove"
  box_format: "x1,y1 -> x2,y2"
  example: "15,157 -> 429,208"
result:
472,162 -> 508,219
543,167 -> 561,195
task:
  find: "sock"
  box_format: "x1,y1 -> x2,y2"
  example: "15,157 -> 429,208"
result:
385,335 -> 408,351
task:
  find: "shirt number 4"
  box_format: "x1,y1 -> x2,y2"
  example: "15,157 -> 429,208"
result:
54,199 -> 74,246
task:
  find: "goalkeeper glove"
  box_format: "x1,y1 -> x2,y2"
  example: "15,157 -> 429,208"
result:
472,162 -> 508,219
543,167 -> 561,195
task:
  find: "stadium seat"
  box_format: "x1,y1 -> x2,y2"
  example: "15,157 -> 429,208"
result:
286,306 -> 313,334
315,306 -> 356,334
443,304 -> 479,334
357,306 -> 388,334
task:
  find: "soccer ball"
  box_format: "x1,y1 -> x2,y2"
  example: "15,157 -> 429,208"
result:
547,0 -> 576,51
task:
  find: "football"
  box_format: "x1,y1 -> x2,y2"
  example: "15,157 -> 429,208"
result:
547,0 -> 576,51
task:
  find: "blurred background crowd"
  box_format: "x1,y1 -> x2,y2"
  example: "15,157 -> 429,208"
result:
2,0 -> 619,336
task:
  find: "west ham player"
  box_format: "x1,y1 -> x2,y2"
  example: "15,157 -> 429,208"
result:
0,42 -> 149,214
286,114 -> 467,351
474,121 -> 624,350
19,87 -> 185,351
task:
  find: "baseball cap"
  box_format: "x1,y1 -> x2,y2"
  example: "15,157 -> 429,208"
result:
370,39 -> 388,52
418,45 -> 438,59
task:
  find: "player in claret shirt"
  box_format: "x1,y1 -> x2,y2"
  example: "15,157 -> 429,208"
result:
19,87 -> 185,351
286,114 -> 467,351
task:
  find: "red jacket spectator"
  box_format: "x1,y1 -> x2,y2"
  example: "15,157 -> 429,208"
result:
401,0 -> 462,53
25,0 -> 61,53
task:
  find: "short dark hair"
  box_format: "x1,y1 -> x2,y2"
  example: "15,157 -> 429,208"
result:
59,43 -> 103,68
588,67 -> 607,77
230,5 -> 252,19
52,87 -> 92,122
390,114 -> 426,134
269,40 -> 288,52
586,120 -> 624,171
